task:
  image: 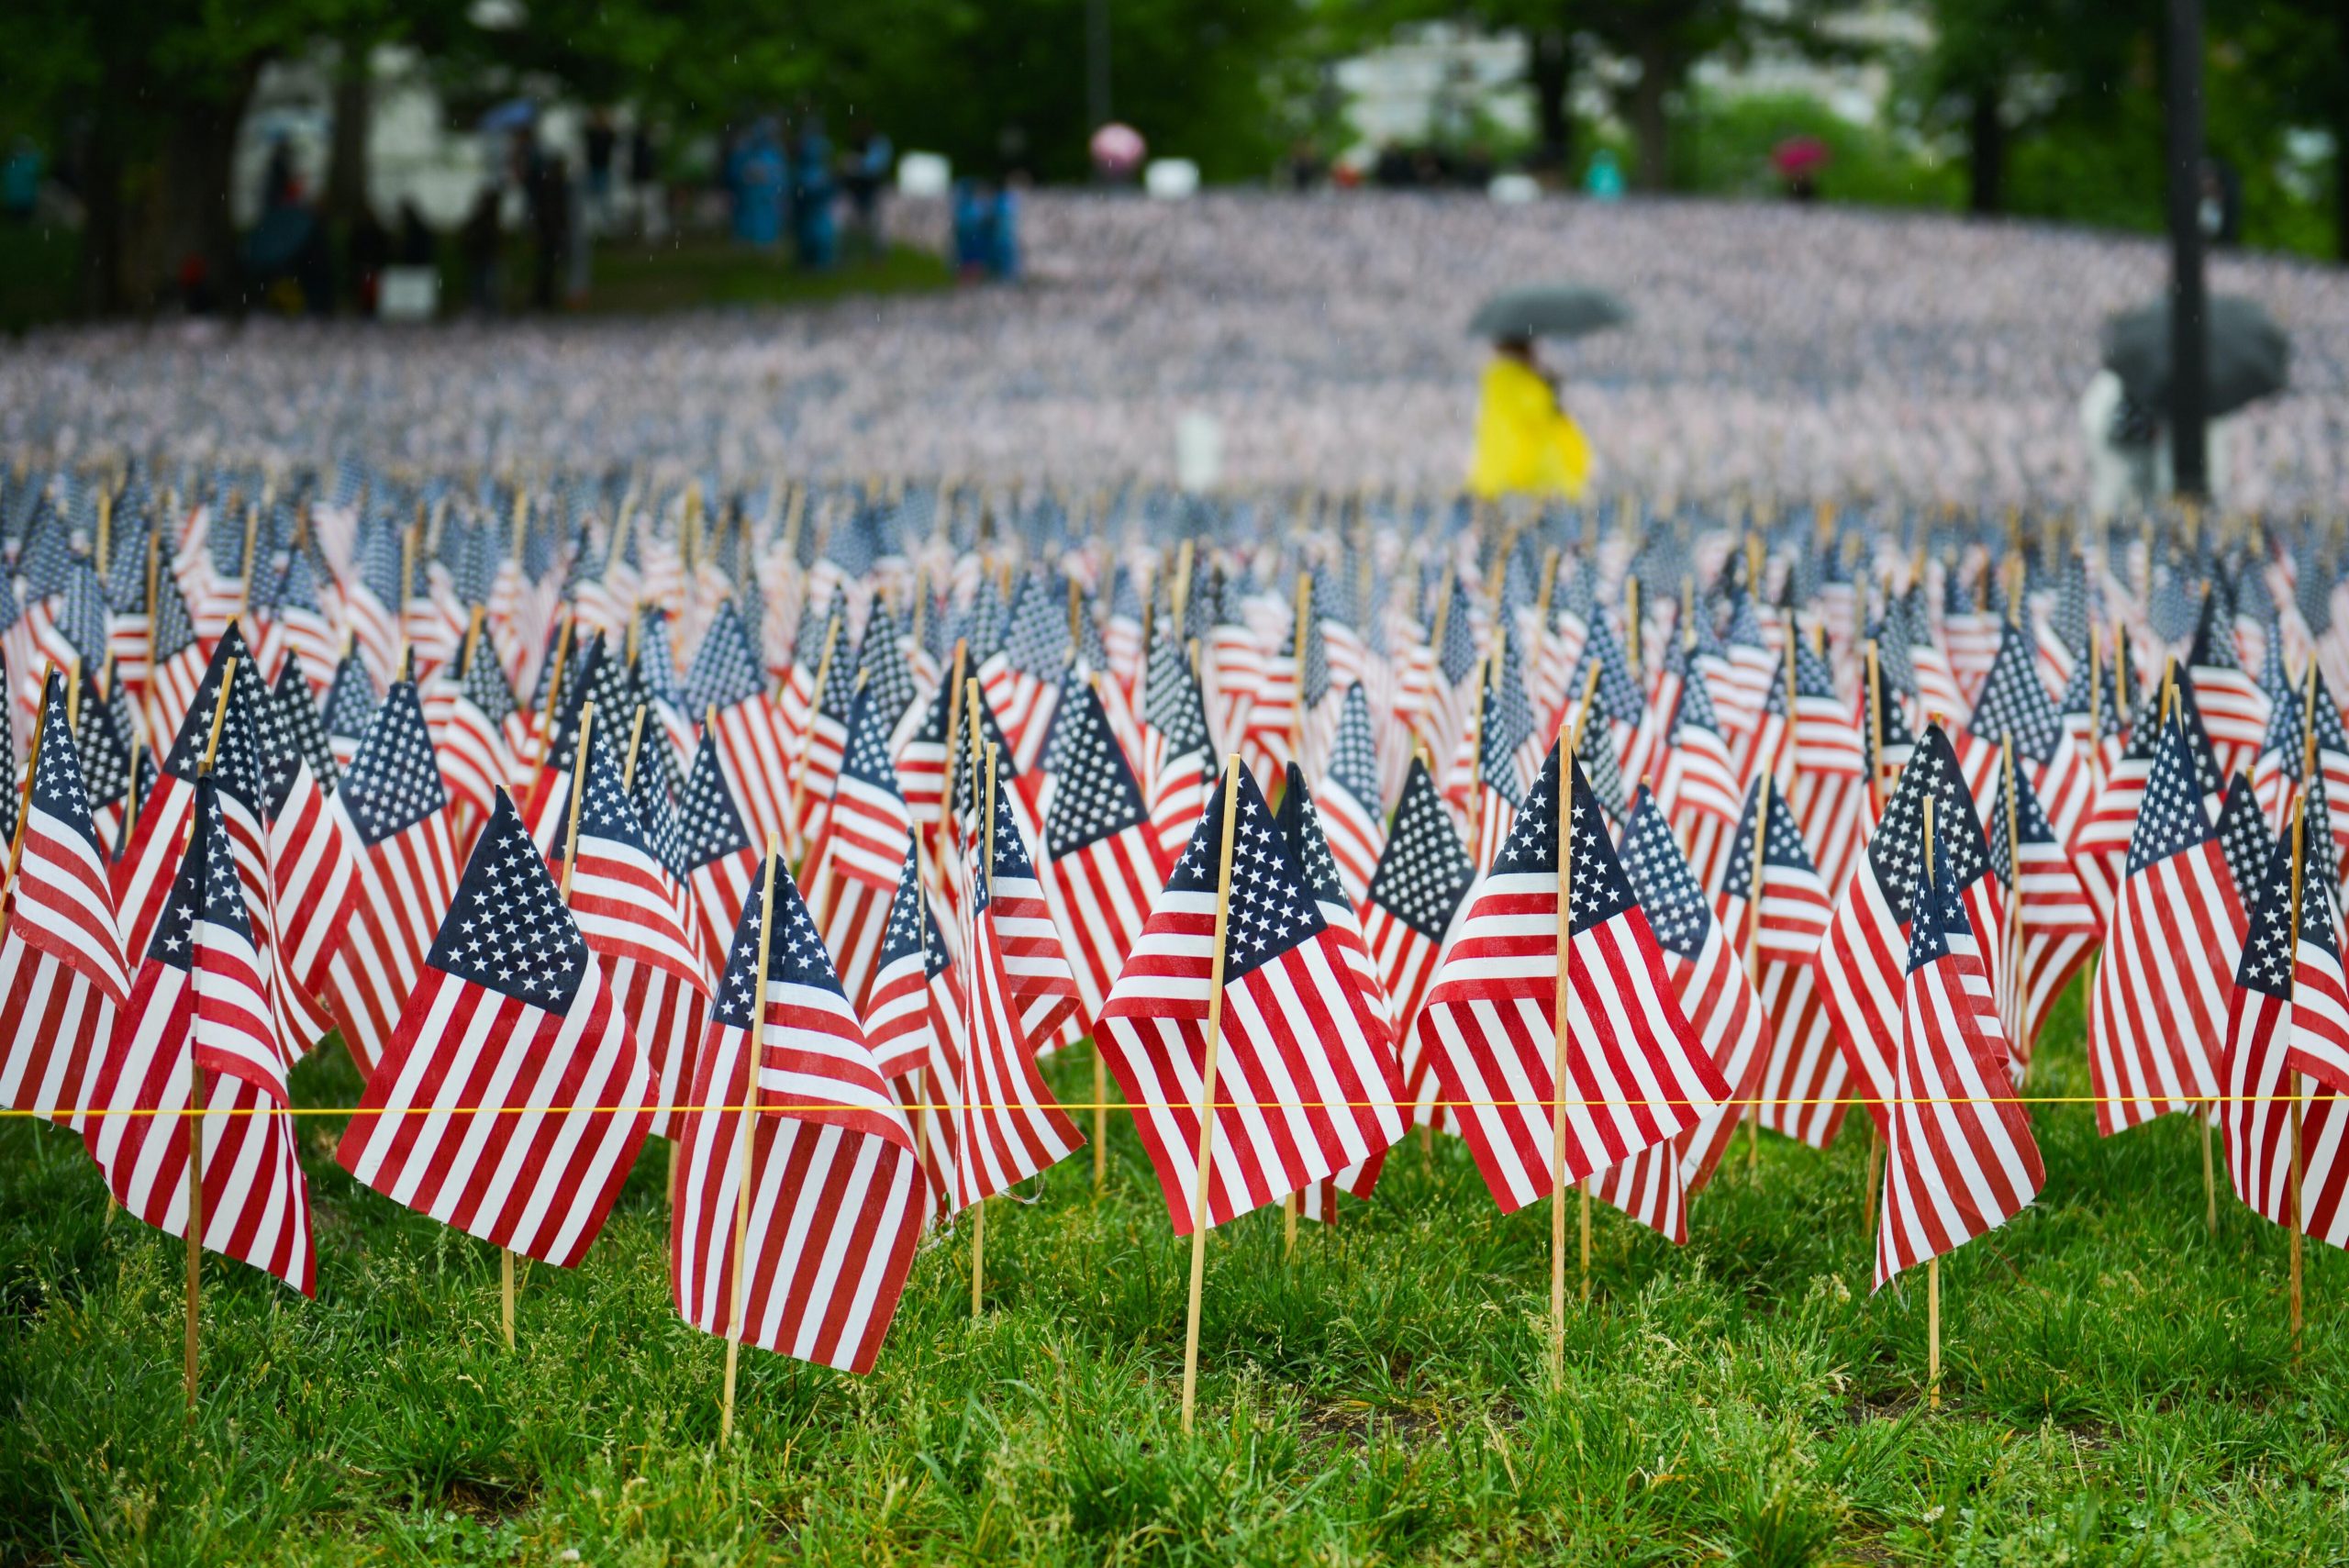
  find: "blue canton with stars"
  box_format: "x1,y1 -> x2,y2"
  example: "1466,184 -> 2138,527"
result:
1366,757 -> 1475,940
1616,787 -> 1713,960
1491,746 -> 1641,936
628,737 -> 690,881
2211,774 -> 2274,910
461,629 -> 518,728
323,651 -> 379,744
1165,765 -> 1329,982
855,606 -> 918,728
876,845 -> 951,981
2232,823 -> 2296,997
1986,751 -> 2062,889
1720,774 -> 1820,898
29,673 -> 101,858
682,601 -> 766,714
1864,726 -> 1989,924
1904,858 -> 1973,976
708,856 -> 845,1028
1045,681 -> 1147,860
1142,617 -> 1210,757
1275,765 -> 1350,907
149,780 -> 252,968
2125,718 -> 2220,877
161,627 -> 270,818
576,727 -> 658,862
973,751 -> 1041,912
429,790 -> 589,1009
841,685 -> 904,795
1326,684 -> 1381,810
678,738 -> 753,871
1969,621 -> 2065,764
340,682 -> 449,848
273,655 -> 337,795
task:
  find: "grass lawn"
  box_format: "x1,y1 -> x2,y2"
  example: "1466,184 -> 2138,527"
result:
580,239 -> 953,317
5,979 -> 2347,1565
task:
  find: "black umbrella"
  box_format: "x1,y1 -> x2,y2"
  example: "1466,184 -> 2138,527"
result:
1468,285 -> 1631,341
2100,295 -> 2288,418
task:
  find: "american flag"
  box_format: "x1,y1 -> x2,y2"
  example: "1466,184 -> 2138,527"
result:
680,734 -> 764,978
252,641 -> 353,1060
1277,763 -> 1403,1219
336,787 -> 655,1265
1653,669 -> 1744,894
1314,684 -> 1386,906
1775,631 -> 1870,892
566,724 -> 709,1137
1365,755 -> 1477,1129
896,663 -> 955,830
801,686 -> 914,1011
2189,590 -> 2270,780
73,666 -> 147,852
2221,810 -> 2343,1228
271,653 -> 337,794
340,510 -> 405,691
1986,752 -> 2098,1073
2086,714 -> 2246,1137
1416,744 -> 1730,1212
83,778 -> 316,1295
143,563 -> 205,759
1970,620 -> 2089,847
686,602 -> 796,859
1199,594 -> 1264,762
669,853 -> 928,1372
1614,785 -> 1768,1197
1414,573 -> 1478,762
1874,847 -> 2043,1292
1818,724 -> 2001,1140
966,747 -> 1083,1046
862,844 -> 972,1218
435,628 -> 520,839
790,603 -> 862,844
2214,773 -> 2273,913
1140,617 -> 1215,864
271,550 -> 339,697
320,682 -> 461,1079
981,573 -> 1069,770
1097,762 -> 1405,1232
1,671 -> 127,1122
1039,676 -> 1165,1023
1717,773 -> 1843,1151
322,651 -> 377,775
957,779 -> 1087,1207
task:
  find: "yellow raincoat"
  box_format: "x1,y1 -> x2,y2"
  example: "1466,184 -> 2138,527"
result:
1467,355 -> 1591,500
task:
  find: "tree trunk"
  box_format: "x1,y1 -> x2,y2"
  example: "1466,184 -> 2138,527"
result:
1529,28 -> 1574,175
1966,87 -> 2005,215
78,120 -> 127,317
1627,40 -> 1672,192
325,44 -> 372,234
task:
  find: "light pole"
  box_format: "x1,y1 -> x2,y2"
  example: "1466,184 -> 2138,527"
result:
2165,0 -> 2208,498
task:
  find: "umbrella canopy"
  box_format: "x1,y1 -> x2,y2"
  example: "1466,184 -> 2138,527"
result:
1469,285 -> 1631,342
1771,136 -> 1831,176
2101,295 -> 2288,418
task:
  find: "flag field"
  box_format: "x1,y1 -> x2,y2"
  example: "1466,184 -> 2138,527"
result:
5,982 -> 2345,1564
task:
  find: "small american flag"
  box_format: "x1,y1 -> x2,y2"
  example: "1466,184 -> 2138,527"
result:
1987,754 -> 2098,1073
669,852 -> 928,1372
85,779 -> 316,1295
1717,773 -> 1843,1150
1366,755 -> 1477,1129
679,734 -> 763,979
2086,715 -> 2246,1136
321,682 -> 460,1080
567,724 -> 709,1137
800,686 -> 914,1011
1416,744 -> 1730,1213
1039,677 -> 1165,1023
337,787 -> 655,1265
1097,762 -> 1405,1233
1875,847 -> 2043,1291
1,671 -> 128,1123
1314,684 -> 1386,906
1140,617 -> 1214,864
2189,590 -> 2271,779
686,603 -> 795,858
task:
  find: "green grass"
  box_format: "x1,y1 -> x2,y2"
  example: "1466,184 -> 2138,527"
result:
576,239 -> 953,317
6,979 -> 2348,1564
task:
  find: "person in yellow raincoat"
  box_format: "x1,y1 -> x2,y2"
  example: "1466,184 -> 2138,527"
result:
1467,336 -> 1591,499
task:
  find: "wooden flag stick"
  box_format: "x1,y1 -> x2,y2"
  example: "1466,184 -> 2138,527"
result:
937,640 -> 970,870
1865,641 -> 1887,818
532,617 -> 575,779
1179,760 -> 1244,1435
1087,675 -> 1115,1196
184,660 -> 240,1413
2289,795 -> 2309,1362
1923,792 -> 1941,1410
622,704 -> 651,793
1743,773 -> 1771,1181
1625,576 -> 1642,685
721,838 -> 782,1444
2001,738 -> 2026,1076
1553,696 -> 1586,1370
973,742 -> 1001,1320
3,662 -> 56,899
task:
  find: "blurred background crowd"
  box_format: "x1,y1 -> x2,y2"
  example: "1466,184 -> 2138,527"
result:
0,0 -> 2343,328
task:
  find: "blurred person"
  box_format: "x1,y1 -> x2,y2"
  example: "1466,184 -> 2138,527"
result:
584,109 -> 618,235
793,116 -> 838,269
952,177 -> 989,276
629,122 -> 663,239
347,202 -> 390,315
989,179 -> 1020,281
731,119 -> 785,249
462,180 -> 503,315
1584,150 -> 1624,201
2078,369 -> 2233,518
3,137 -> 42,222
842,124 -> 892,262
1468,334 -> 1590,499
524,140 -> 572,310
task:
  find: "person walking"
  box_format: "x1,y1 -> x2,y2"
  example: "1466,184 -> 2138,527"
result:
1467,334 -> 1591,499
